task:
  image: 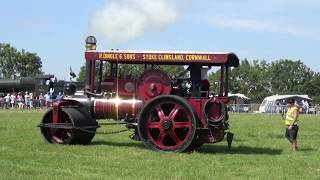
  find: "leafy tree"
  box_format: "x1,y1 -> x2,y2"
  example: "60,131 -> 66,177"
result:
77,61 -> 107,82
17,49 -> 42,77
0,43 -> 18,78
118,64 -> 145,78
0,43 -> 42,78
269,59 -> 313,94
241,59 -> 271,102
208,68 -> 220,94
304,72 -> 320,99
156,65 -> 186,78
209,59 -> 316,103
209,59 -> 271,102
77,64 -> 86,82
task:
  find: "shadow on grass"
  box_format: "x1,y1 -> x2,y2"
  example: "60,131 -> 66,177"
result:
197,145 -> 283,155
232,138 -> 245,142
90,140 -> 145,149
298,148 -> 317,152
267,134 -> 284,139
90,141 -> 283,155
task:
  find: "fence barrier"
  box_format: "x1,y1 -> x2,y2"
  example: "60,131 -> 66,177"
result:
228,104 -> 318,114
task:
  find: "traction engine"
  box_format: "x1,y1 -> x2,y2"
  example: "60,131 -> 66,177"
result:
38,36 -> 240,152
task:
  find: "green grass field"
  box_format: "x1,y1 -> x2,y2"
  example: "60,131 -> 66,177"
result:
0,110 -> 319,179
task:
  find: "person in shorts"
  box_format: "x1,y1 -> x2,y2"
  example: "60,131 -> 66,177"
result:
285,98 -> 299,151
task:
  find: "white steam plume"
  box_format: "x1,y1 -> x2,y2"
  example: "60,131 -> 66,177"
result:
90,0 -> 178,44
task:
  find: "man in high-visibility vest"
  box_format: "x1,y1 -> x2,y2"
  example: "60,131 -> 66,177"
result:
285,98 -> 299,151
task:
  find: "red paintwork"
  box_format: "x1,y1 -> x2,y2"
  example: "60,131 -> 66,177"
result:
90,62 -> 95,92
187,96 -> 227,127
94,98 -> 143,120
138,70 -> 171,101
85,51 -> 239,67
51,109 -> 72,143
187,96 -> 229,143
52,100 -> 83,124
187,98 -> 207,128
206,102 -> 222,122
204,96 -> 226,122
52,101 -> 59,124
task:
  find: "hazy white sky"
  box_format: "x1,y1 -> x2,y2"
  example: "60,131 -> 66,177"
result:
1,0 -> 319,79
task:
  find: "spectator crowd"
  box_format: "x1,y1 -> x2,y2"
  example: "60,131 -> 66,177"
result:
0,91 -> 64,109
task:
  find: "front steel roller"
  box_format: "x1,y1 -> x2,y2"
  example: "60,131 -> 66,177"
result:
138,95 -> 197,152
40,106 -> 97,145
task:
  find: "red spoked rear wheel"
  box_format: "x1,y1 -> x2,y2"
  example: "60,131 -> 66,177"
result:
138,95 -> 197,152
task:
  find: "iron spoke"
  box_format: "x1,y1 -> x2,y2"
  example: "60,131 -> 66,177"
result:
148,122 -> 160,129
157,131 -> 166,145
173,121 -> 191,128
168,106 -> 179,120
168,130 -> 181,144
155,106 -> 166,121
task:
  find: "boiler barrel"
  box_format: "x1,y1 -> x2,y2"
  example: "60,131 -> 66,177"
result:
0,78 -> 35,92
94,98 -> 143,120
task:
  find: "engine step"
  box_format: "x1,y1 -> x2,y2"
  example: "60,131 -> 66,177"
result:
38,123 -> 99,129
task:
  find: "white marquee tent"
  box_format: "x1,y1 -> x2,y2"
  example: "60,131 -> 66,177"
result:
258,95 -> 312,113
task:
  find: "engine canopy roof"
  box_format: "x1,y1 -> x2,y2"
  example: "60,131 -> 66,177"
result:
85,50 -> 239,67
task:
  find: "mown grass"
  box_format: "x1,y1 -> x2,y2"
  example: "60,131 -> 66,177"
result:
0,110 -> 319,179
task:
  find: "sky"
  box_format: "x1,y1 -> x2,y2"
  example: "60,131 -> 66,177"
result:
1,0 -> 320,80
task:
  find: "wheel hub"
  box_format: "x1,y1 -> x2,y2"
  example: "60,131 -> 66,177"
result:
162,120 -> 173,131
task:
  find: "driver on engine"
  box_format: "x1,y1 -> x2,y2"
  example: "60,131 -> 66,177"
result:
178,65 -> 211,97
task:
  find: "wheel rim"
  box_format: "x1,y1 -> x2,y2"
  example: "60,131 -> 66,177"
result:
50,111 -> 73,144
51,129 -> 72,143
41,110 -> 74,144
143,99 -> 194,150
